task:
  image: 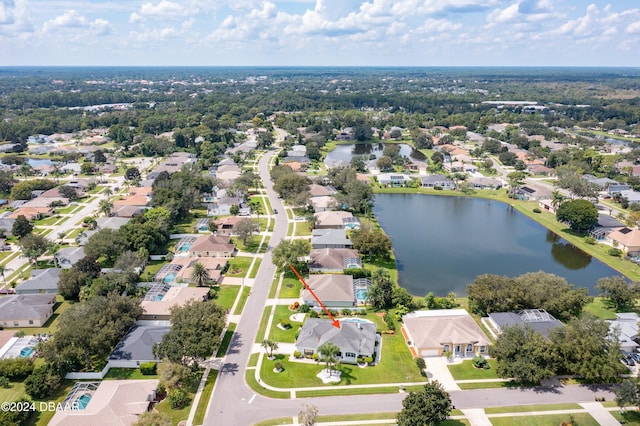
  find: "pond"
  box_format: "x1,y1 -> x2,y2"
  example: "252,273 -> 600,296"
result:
324,143 -> 425,168
373,193 -> 623,296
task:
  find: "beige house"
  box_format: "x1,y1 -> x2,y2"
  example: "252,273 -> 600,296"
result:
608,227 -> 640,255
49,380 -> 159,426
301,274 -> 355,308
189,235 -> 236,258
402,309 -> 490,358
140,286 -> 209,320
0,294 -> 56,327
314,211 -> 354,229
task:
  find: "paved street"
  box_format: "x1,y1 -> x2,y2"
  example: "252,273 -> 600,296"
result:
203,144 -> 622,425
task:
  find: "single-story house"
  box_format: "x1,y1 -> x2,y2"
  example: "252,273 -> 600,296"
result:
7,207 -> 54,220
107,325 -> 171,368
377,173 -> 413,187
309,184 -> 337,198
402,309 -> 491,358
608,312 -> 640,353
310,196 -> 338,213
607,227 -> 640,255
527,164 -> 553,175
189,234 -> 236,258
609,184 -> 632,195
0,218 -> 15,236
513,184 -> 552,201
112,205 -> 145,218
113,195 -> 150,209
139,285 -> 209,321
55,246 -> 86,269
444,161 -> 477,174
213,216 -> 245,236
583,174 -> 618,190
294,318 -> 377,364
49,379 -> 159,426
96,216 -> 131,230
487,309 -> 563,339
314,211 -> 354,229
207,197 -> 245,216
0,294 -> 56,327
308,248 -> 362,273
421,174 -> 455,189
469,176 -> 503,190
311,229 -> 353,249
14,268 -> 62,294
301,274 -> 355,308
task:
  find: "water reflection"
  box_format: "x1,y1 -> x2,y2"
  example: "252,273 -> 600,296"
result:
548,231 -> 592,270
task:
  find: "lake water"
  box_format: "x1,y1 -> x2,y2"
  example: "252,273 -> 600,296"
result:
324,143 -> 424,168
373,193 -> 623,296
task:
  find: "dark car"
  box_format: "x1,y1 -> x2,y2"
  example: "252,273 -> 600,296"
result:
623,356 -> 636,366
273,209 -> 278,214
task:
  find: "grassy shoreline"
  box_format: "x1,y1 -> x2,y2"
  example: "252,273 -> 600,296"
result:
373,186 -> 640,283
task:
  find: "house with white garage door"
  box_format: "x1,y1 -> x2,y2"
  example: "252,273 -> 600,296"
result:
402,309 -> 490,358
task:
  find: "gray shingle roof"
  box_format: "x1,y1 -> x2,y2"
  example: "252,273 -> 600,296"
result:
15,268 -> 62,293
295,318 -> 376,356
108,325 -> 171,361
0,294 -> 56,321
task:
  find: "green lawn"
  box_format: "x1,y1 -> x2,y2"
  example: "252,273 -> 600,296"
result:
103,368 -> 158,380
155,392 -> 194,425
296,386 -> 404,397
611,409 -> 640,425
294,221 -> 313,236
315,413 -> 398,423
260,334 -> 425,388
485,403 -> 582,414
448,359 -> 499,380
249,258 -> 262,278
55,205 -> 77,214
458,381 -> 516,390
269,276 -> 280,299
268,305 -> 303,343
233,286 -> 251,315
233,237 -> 263,253
583,297 -> 618,320
193,370 -> 218,425
245,370 -> 290,399
213,285 -> 240,311
225,256 -> 253,277
34,215 -> 65,226
141,260 -> 165,282
278,276 -> 302,299
216,323 -> 237,357
248,353 -> 260,367
490,413 -> 598,426
255,307 -> 272,343
0,380 -> 26,405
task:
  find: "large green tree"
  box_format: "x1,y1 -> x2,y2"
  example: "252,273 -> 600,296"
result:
367,268 -> 394,309
153,300 -> 226,365
397,381 -> 453,426
556,199 -> 599,232
234,218 -> 260,246
43,293 -> 142,372
18,233 -> 49,265
84,228 -> 126,263
12,214 -> 33,238
272,239 -> 311,271
492,326 -> 556,384
351,228 -> 392,260
596,276 -> 640,311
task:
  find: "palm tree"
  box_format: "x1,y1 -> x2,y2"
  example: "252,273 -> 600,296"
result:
551,190 -> 565,211
317,341 -> 341,376
261,339 -> 278,359
104,187 -> 113,198
190,262 -> 209,287
0,265 -> 11,286
99,199 -> 113,217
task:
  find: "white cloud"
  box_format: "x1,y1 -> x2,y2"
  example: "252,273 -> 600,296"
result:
132,26 -> 178,42
139,0 -> 201,18
129,12 -> 144,24
627,21 -> 640,34
42,9 -> 112,36
0,0 -> 32,36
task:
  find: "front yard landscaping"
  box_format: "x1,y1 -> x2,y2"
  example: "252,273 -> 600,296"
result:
448,359 -> 499,380
259,333 -> 425,389
213,285 -> 240,311
278,276 -> 302,299
268,305 -> 303,343
225,256 -> 253,277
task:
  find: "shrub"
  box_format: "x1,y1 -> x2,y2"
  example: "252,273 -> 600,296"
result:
14,331 -> 25,338
156,383 -> 167,400
167,387 -> 188,409
0,358 -> 34,379
279,319 -> 291,329
140,362 -> 157,375
274,362 -> 283,372
0,376 -> 10,388
341,308 -> 351,316
298,304 -> 310,313
415,357 -> 426,371
293,350 -> 302,358
584,236 -> 597,245
608,247 -> 623,257
312,354 -> 319,361
532,207 -> 541,213
364,356 -> 373,364
24,365 -> 61,400
383,312 -> 396,331
310,310 -> 319,318
472,356 -> 489,369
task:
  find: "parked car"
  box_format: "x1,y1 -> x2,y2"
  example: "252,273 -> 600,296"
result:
273,209 -> 278,214
632,352 -> 640,363
623,356 -> 636,366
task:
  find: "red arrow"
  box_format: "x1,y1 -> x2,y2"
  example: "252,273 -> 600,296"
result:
289,264 -> 340,329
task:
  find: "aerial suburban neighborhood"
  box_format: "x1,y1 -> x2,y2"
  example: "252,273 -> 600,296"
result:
1,67 -> 640,426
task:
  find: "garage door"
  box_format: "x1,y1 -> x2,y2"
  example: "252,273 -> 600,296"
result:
421,349 -> 439,357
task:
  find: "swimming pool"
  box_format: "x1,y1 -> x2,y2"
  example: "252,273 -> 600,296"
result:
355,289 -> 368,302
163,273 -> 176,283
339,318 -> 374,324
154,294 -> 164,301
76,394 -> 92,410
178,243 -> 192,252
19,347 -> 34,358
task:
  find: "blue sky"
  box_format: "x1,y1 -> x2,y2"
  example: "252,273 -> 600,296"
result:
1,0 -> 639,66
